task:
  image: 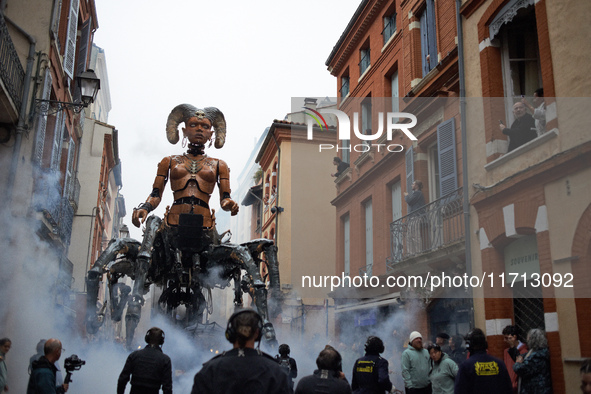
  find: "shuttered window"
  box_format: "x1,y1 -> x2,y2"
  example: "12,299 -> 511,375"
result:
33,70 -> 52,164
73,17 -> 91,102
64,0 -> 79,79
63,137 -> 76,198
364,199 -> 373,276
420,0 -> 438,76
343,214 -> 350,276
50,111 -> 65,172
437,118 -> 457,196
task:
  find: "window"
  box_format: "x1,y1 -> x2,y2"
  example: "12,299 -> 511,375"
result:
383,12 -> 397,45
361,97 -> 372,146
420,0 -> 437,76
391,182 -> 403,262
428,144 -> 441,201
391,71 -> 399,123
364,199 -> 373,276
341,140 -> 350,165
360,46 -> 371,76
341,72 -> 350,98
437,118 -> 457,197
343,214 -> 350,276
499,6 -> 541,125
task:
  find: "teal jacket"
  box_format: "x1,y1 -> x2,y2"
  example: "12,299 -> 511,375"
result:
429,353 -> 458,394
401,346 -> 431,389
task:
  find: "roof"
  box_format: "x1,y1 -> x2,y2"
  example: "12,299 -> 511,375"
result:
325,0 -> 370,67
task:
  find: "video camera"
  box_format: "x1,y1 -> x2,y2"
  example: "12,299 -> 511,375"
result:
64,354 -> 86,384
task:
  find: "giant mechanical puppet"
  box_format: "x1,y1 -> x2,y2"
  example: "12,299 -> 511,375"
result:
85,104 -> 280,347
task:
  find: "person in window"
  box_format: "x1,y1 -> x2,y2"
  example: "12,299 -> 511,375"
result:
499,102 -> 536,152
521,88 -> 546,137
404,180 -> 428,253
331,157 -> 350,178
404,180 -> 426,213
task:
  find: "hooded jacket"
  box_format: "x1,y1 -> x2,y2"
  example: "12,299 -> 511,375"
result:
428,353 -> 458,394
401,345 -> 431,389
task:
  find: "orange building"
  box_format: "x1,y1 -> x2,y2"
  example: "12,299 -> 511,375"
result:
325,0 -> 468,354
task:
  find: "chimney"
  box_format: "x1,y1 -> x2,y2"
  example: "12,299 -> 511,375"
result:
303,97 -> 318,110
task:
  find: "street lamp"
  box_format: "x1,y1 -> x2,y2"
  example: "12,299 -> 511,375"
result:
34,69 -> 101,115
119,224 -> 130,239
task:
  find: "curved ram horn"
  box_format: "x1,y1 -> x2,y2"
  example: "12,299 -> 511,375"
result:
165,104 -> 198,144
205,107 -> 227,149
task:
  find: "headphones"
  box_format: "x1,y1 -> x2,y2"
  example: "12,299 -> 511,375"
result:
278,344 -> 290,356
225,309 -> 264,343
145,327 -> 165,345
365,336 -> 385,354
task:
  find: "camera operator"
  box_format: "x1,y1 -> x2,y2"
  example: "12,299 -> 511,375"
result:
118,327 -> 172,394
26,338 -> 68,393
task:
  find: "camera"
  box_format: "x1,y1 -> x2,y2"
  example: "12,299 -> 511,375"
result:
64,354 -> 86,384
64,354 -> 86,372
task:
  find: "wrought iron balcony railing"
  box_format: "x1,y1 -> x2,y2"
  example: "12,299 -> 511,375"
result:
387,187 -> 464,269
0,13 -> 25,111
359,264 -> 373,277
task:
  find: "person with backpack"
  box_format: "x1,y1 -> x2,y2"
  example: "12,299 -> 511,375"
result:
352,336 -> 393,393
276,344 -> 298,392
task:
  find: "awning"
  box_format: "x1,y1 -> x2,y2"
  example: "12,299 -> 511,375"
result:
489,0 -> 535,40
241,184 -> 263,206
334,292 -> 401,313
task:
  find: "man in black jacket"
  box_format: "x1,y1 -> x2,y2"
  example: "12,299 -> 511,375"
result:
296,346 -> 351,394
351,336 -> 393,394
192,309 -> 289,394
454,328 -> 512,394
117,327 -> 172,394
275,344 -> 298,392
500,102 -> 537,152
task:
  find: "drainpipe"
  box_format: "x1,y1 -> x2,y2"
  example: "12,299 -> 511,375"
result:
270,130 -> 281,245
4,16 -> 36,204
456,0 -> 474,325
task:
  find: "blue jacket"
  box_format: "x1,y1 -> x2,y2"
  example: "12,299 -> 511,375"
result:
351,354 -> 393,394
454,350 -> 512,394
512,348 -> 552,394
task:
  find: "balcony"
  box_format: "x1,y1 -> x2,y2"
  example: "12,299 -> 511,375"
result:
33,169 -> 75,244
359,264 -> 373,277
0,12 -> 25,122
387,187 -> 464,270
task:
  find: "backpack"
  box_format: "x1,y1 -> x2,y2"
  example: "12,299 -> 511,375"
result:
276,355 -> 291,377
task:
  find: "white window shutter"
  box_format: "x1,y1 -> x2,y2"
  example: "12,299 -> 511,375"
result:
64,0 -> 79,79
34,70 -> 52,164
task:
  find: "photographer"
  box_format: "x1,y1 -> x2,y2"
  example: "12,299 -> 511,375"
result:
26,338 -> 68,394
118,327 -> 172,394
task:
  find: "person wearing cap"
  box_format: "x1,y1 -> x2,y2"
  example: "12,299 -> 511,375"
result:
401,331 -> 431,394
434,333 -> 451,355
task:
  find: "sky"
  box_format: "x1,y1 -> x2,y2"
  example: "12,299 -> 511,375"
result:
92,0 -> 363,239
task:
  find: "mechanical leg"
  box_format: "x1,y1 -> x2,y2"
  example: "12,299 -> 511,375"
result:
229,244 -> 277,345
125,215 -> 161,348
86,238 -> 139,335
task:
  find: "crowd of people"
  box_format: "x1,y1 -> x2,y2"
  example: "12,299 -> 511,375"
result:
3,317 -> 590,393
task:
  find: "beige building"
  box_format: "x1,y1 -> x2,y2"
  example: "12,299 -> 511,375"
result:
460,0 -> 591,392
252,99 -> 339,341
